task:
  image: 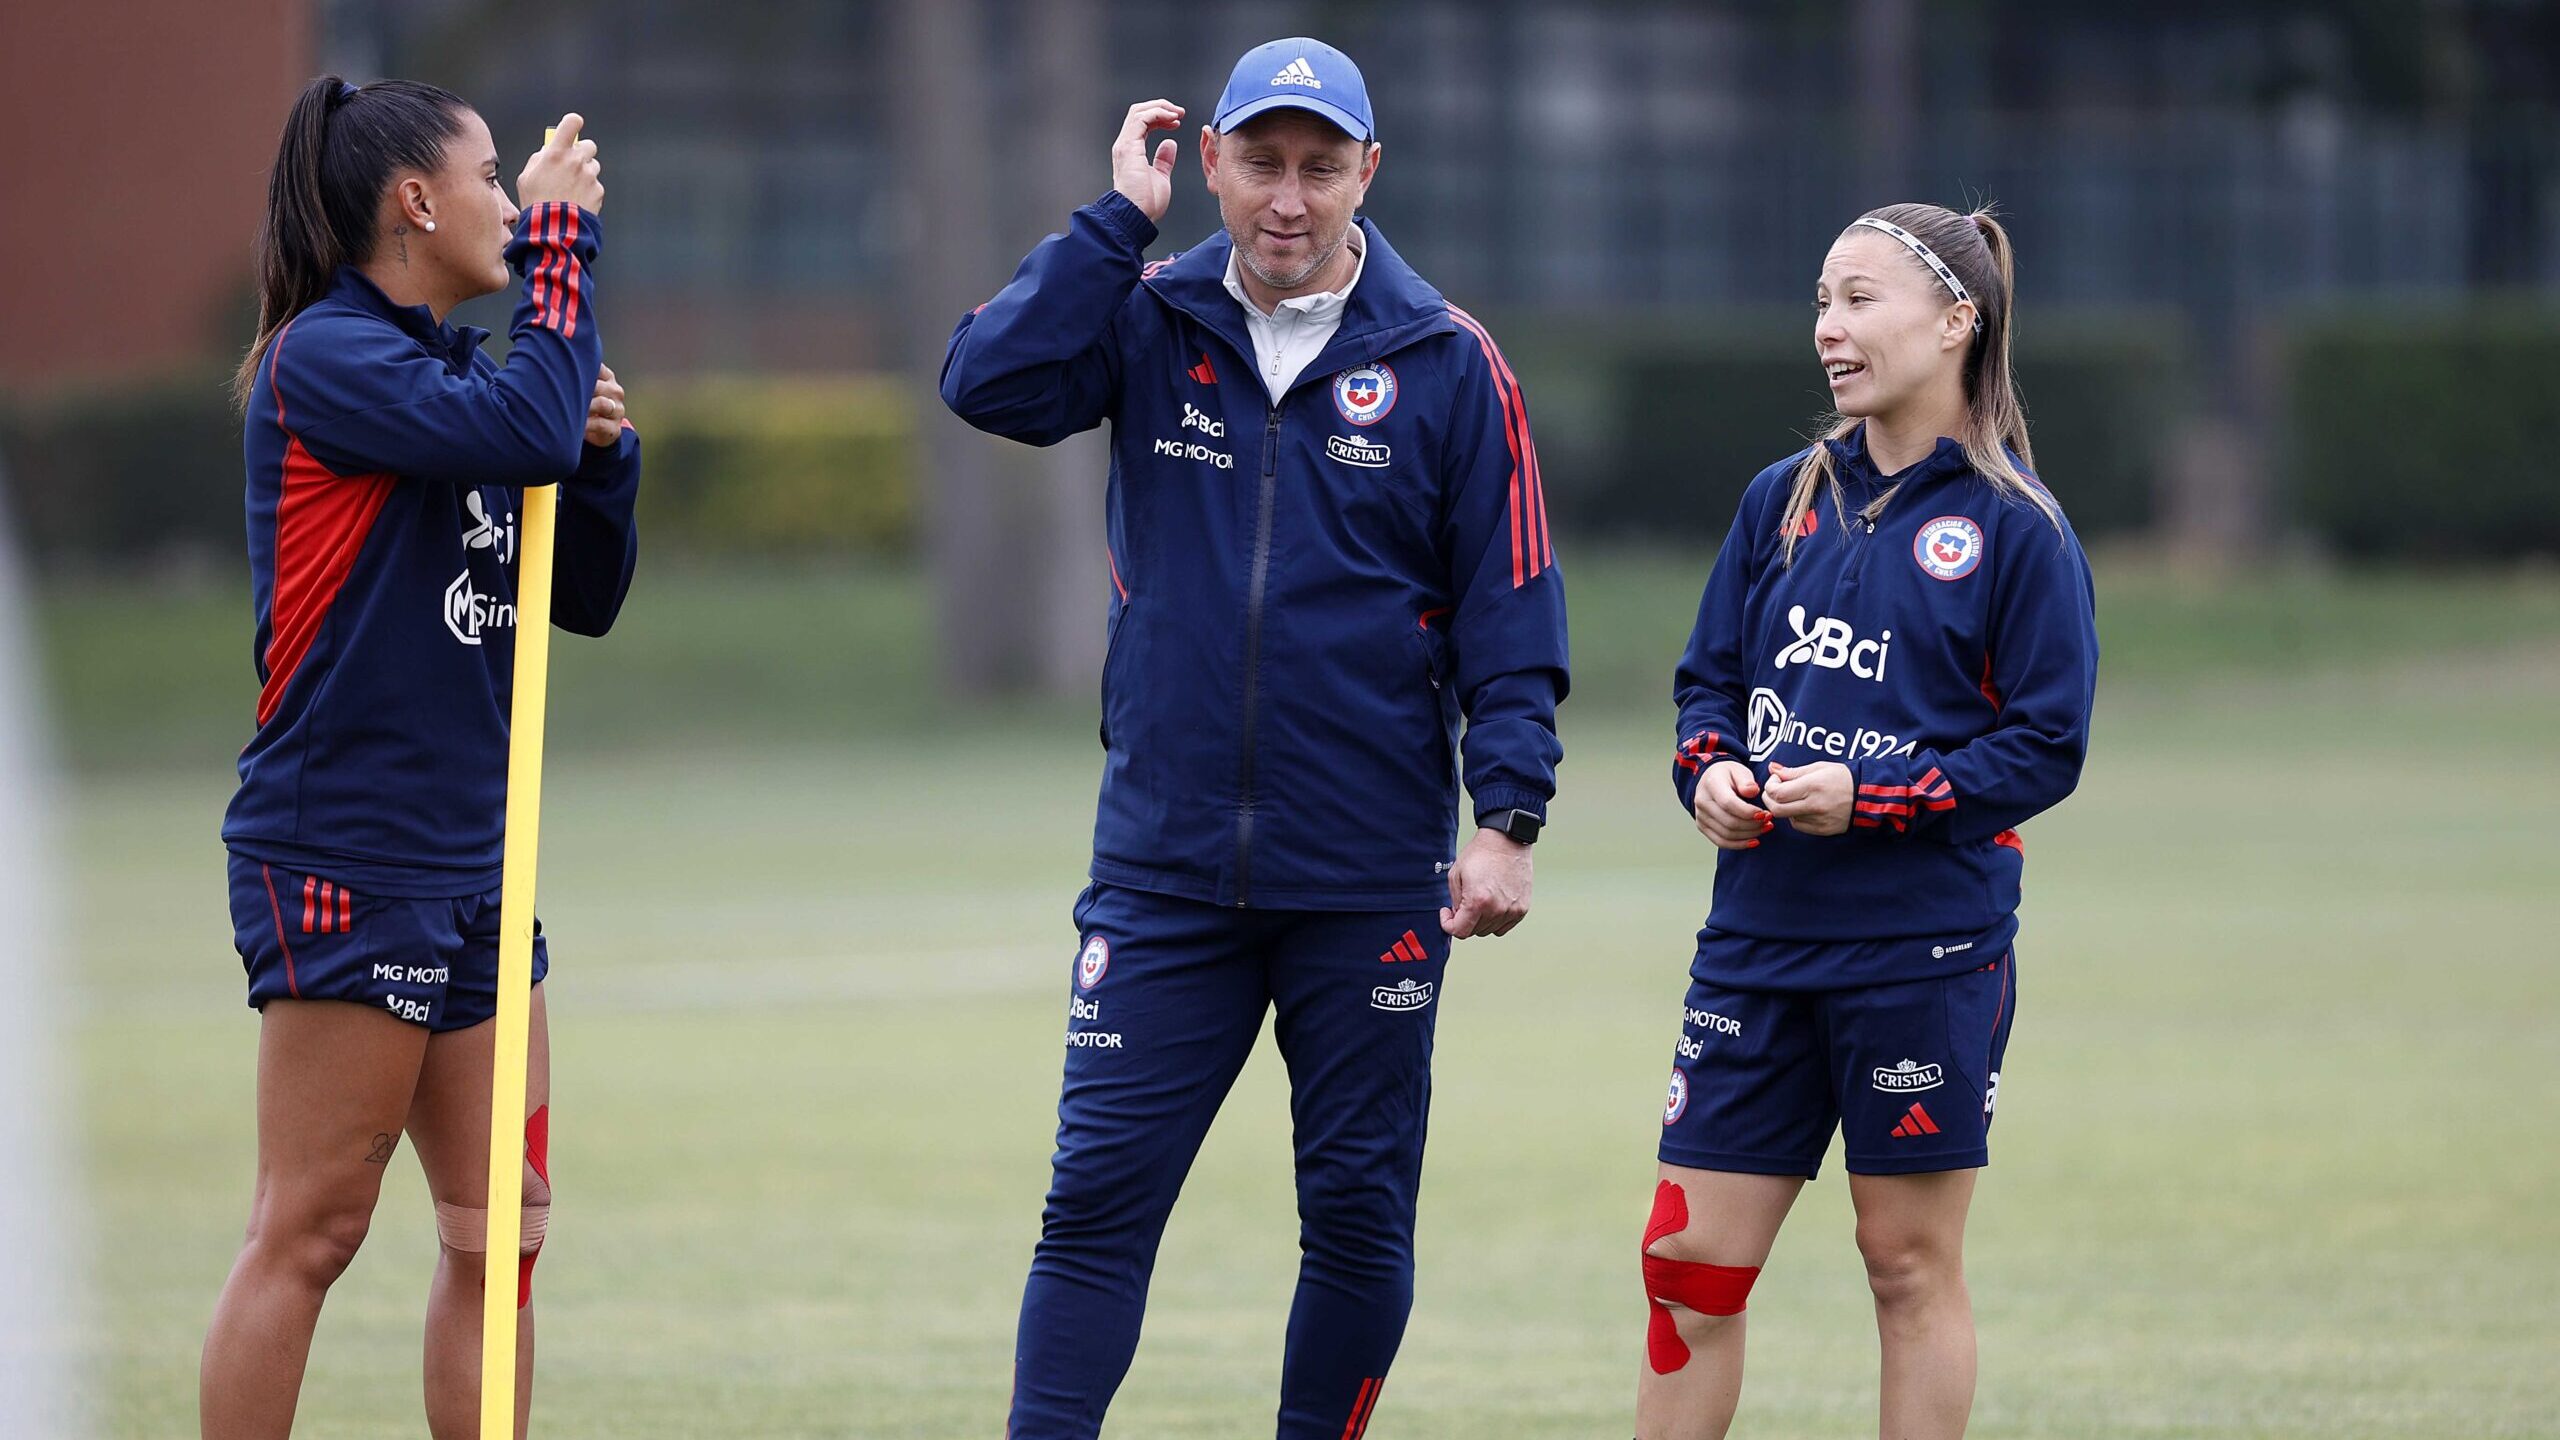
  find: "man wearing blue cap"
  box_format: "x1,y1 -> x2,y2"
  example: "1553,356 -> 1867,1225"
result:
943,37 -> 1568,1439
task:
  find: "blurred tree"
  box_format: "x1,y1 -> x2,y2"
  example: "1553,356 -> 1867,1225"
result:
893,0 -> 1022,697
1028,0 -> 1111,694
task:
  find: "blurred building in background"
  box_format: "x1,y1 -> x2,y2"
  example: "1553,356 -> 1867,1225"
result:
6,0 -> 2556,689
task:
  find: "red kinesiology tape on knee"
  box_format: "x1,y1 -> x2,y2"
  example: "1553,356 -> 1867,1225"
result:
519,1104 -> 550,1309
1640,1180 -> 1760,1374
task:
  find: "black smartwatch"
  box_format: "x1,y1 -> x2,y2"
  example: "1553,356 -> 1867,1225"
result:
1478,808 -> 1544,845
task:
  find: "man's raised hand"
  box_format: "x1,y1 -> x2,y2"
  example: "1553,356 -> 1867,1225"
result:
1111,100 -> 1185,223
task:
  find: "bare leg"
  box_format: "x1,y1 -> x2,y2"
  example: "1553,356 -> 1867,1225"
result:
200,1001 -> 429,1439
407,984 -> 550,1440
1634,1164 -> 1803,1440
1849,1168 -> 1978,1440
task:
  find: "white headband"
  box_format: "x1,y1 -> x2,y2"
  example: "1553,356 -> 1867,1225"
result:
1852,217 -> 1982,330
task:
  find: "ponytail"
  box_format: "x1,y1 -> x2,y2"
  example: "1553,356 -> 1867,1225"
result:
234,76 -> 469,410
1965,210 -> 2035,478
1779,201 -> 2059,563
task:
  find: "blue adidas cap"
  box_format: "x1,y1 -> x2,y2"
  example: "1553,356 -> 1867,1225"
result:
1214,37 -> 1374,143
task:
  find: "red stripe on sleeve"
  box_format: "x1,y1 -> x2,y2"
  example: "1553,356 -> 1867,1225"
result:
539,204 -> 568,330
525,205 -> 553,329
558,205 -> 584,338
531,204 -> 564,329
1461,310 -> 1551,578
1448,306 -> 1535,587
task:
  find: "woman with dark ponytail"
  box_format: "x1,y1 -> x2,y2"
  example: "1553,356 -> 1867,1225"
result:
207,75 -> 638,1440
1635,204 -> 2098,1440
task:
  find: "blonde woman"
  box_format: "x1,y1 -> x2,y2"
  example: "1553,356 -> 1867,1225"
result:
1638,204 -> 2098,1440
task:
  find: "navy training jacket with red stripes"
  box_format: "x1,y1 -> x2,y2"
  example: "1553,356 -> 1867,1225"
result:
1671,428 -> 2098,987
942,191 -> 1569,910
223,203 -> 639,897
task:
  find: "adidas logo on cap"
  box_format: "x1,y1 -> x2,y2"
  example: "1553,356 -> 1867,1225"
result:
1271,56 -> 1323,89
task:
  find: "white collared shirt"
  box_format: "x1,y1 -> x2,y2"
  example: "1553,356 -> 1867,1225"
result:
1222,228 -> 1367,405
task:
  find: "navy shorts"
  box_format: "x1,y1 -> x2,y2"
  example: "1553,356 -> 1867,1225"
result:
1658,953 -> 2014,1178
226,854 -> 548,1033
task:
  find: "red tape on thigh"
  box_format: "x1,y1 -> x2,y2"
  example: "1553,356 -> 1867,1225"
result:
1641,1180 -> 1760,1374
519,1104 -> 550,1309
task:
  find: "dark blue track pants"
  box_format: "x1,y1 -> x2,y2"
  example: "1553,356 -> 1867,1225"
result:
1006,882 -> 1450,1440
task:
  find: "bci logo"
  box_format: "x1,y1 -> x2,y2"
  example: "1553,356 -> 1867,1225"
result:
1772,605 -> 1890,682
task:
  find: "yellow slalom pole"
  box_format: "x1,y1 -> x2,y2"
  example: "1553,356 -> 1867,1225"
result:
478,126 -> 566,1440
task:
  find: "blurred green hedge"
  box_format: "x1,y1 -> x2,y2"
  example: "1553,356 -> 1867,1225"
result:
2283,305 -> 2560,560
637,375 -> 913,553
12,306 -> 2560,566
0,372 -> 915,565
0,373 -> 246,566
1484,308 -> 2186,545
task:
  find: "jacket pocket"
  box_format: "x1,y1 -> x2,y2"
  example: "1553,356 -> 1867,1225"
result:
1098,599 -> 1136,750
1408,615 -> 1461,778
1411,614 -> 1452,692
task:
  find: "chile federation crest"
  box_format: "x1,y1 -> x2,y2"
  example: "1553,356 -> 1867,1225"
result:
1332,364 -> 1398,426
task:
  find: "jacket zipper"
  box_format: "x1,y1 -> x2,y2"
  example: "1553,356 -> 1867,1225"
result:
1233,402 -> 1284,905
1843,480 -> 1882,596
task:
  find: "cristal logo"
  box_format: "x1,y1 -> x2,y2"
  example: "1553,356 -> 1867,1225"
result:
1370,978 -> 1435,1012
1181,402 -> 1224,438
1773,605 -> 1890,682
1872,1059 -> 1945,1093
1326,435 -> 1390,468
444,571 -> 517,645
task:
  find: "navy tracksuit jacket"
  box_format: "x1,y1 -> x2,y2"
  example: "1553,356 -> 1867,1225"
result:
942,190 -> 1567,1440
1672,429 -> 2099,990
224,204 -> 639,894
943,190 -> 1569,910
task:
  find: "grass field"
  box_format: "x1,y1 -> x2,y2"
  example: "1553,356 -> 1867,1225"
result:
51,555 -> 2560,1437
